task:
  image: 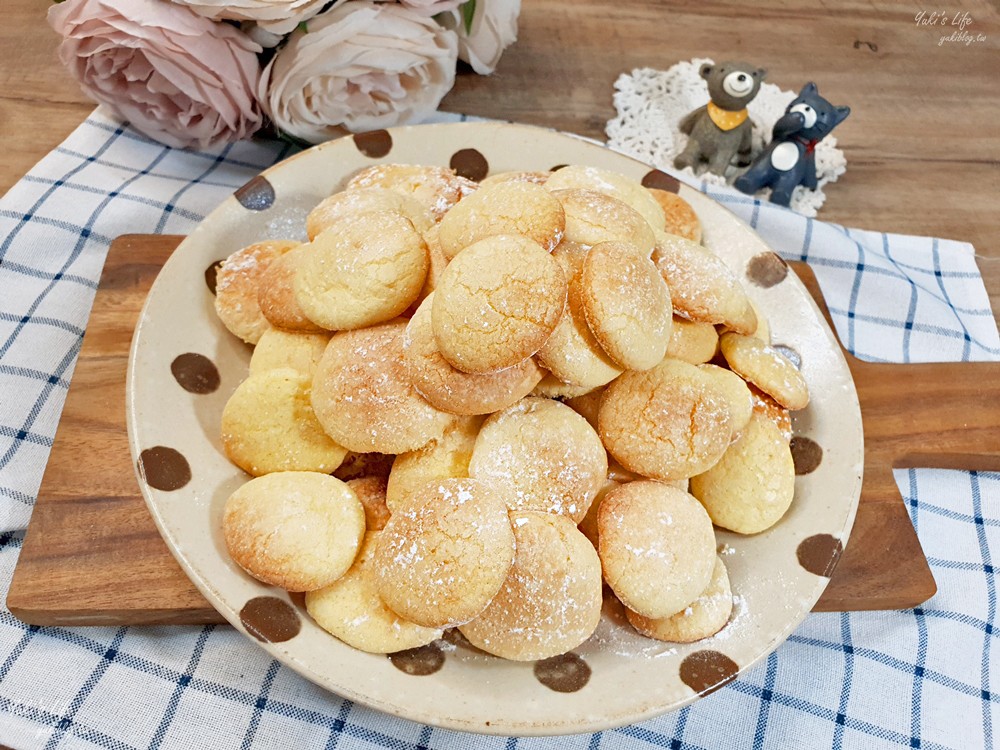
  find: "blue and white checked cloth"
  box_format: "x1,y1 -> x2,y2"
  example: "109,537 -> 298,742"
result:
0,108 -> 997,750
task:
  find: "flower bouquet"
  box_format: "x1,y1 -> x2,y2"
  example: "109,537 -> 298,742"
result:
48,0 -> 521,149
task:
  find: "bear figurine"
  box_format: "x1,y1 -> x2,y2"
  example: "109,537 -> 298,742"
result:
734,82 -> 850,207
674,61 -> 766,176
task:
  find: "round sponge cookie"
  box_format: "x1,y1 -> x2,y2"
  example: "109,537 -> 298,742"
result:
294,210 -> 428,331
432,235 -> 567,373
478,171 -> 550,188
545,165 -> 665,232
306,531 -> 442,653
536,241 -> 623,388
373,478 -> 516,628
404,295 -> 544,415
215,240 -> 298,344
626,555 -> 733,642
311,320 -> 451,454
647,188 -> 702,243
346,476 -> 391,531
346,164 -> 478,220
598,358 -> 734,481
652,231 -> 757,335
469,397 -> 607,522
223,471 -> 365,592
698,363 -> 753,438
719,332 -> 810,411
750,384 -> 792,442
385,414 -> 484,512
580,241 -> 673,370
530,373 -> 602,400
598,480 -> 716,619
551,189 -> 655,256
666,316 -> 719,364
306,187 -> 433,241
459,511 -> 602,660
256,246 -> 326,333
221,368 -> 348,477
689,410 -> 796,534
437,181 -> 565,259
248,328 -> 331,378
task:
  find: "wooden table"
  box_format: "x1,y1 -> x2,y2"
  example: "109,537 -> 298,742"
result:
3,0 -> 999,318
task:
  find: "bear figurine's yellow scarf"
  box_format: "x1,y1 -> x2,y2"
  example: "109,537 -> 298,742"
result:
707,101 -> 749,131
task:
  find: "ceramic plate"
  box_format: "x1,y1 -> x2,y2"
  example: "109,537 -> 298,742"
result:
126,122 -> 863,735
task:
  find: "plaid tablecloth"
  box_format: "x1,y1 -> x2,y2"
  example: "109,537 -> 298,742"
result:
0,108 -> 997,750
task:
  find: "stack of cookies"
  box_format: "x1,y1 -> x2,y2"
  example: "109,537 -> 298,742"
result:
213,162 -> 809,660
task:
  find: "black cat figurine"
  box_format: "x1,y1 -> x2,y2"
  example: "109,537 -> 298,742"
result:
734,83 -> 850,207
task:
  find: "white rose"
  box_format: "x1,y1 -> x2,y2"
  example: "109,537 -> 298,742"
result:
259,2 -> 458,141
170,0 -> 342,35
441,0 -> 521,74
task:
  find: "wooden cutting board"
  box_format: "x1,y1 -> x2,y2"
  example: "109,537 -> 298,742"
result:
8,234 -> 1000,626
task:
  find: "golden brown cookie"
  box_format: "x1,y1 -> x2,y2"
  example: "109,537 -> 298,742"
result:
546,165 -> 665,231
221,368 -> 348,476
306,187 -> 433,241
530,373 -> 602,399
215,240 -> 298,344
458,510 -> 603,661
256,246 -> 326,333
689,410 -> 796,534
404,223 -> 450,317
563,386 -> 606,431
749,384 -> 792,442
598,480 -> 716,619
248,328 -> 331,378
346,476 -> 391,531
698,363 -> 753,438
469,397 -> 607,522
311,320 -> 451,453
626,555 -> 733,642
294,210 -> 428,331
306,531 -> 443,653
345,164 -> 478,220
719,332 -> 810,411
432,235 -> 567,373
598,358 -> 733,480
536,241 -> 623,388
647,188 -> 702,243
437,181 -> 565,259
373,478 -> 516,628
478,171 -> 551,188
652,231 -> 757,335
550,189 -> 655,256
403,295 -> 544,415
223,471 -> 364,592
666,316 -> 719,364
580,241 -> 673,370
577,477 -> 619,549
385,414 -> 484,513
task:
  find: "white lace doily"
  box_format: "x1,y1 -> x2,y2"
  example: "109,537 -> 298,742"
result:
606,58 -> 848,216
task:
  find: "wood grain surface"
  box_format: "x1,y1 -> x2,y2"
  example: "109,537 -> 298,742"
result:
13,234 -> 998,626
2,0 -> 999,318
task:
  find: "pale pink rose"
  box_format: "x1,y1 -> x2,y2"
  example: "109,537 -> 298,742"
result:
170,0 -> 342,36
440,0 -> 520,74
260,2 -> 458,141
48,0 -> 263,150
397,0 -> 466,16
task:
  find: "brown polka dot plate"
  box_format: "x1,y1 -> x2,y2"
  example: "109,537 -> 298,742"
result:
126,122 -> 863,735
